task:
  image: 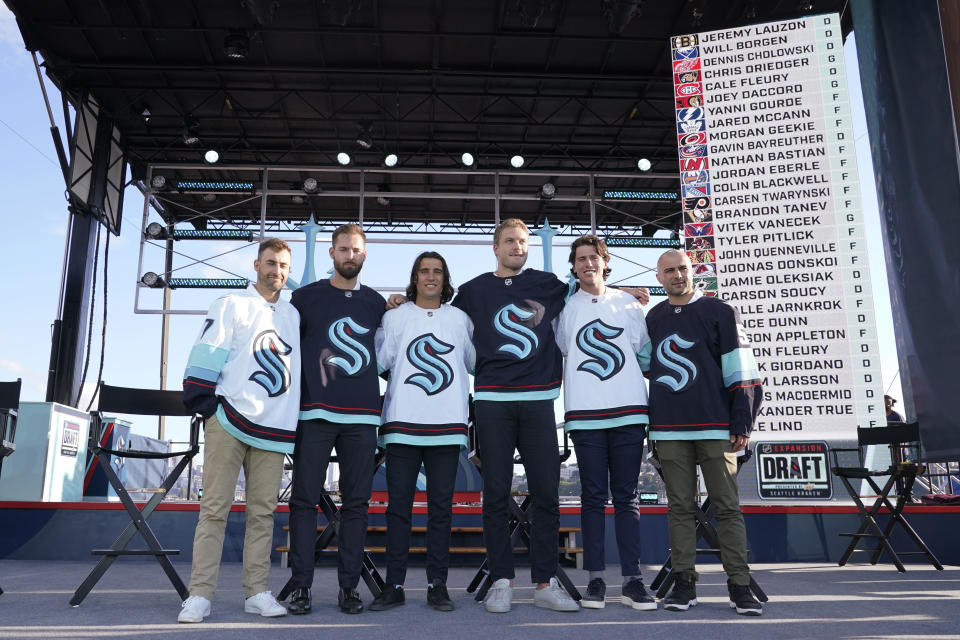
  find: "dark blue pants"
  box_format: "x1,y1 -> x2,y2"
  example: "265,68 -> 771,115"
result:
475,399 -> 560,584
288,419 -> 377,589
570,425 -> 646,576
384,443 -> 460,585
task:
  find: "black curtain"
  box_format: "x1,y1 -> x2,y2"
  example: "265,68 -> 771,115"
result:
851,0 -> 960,461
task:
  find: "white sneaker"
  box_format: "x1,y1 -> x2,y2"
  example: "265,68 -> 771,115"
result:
484,578 -> 513,613
178,595 -> 211,623
534,577 -> 580,612
244,591 -> 287,617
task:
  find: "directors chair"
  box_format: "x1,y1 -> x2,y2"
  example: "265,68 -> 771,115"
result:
0,378 -> 22,597
831,423 -> 943,572
70,383 -> 202,606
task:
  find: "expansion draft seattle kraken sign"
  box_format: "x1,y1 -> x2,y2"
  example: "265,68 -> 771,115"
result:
756,441 -> 832,499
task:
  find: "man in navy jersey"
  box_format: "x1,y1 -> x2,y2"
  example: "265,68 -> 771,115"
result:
639,249 -> 764,616
286,224 -> 386,616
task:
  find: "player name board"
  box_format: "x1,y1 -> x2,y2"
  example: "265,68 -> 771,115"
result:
671,14 -> 885,441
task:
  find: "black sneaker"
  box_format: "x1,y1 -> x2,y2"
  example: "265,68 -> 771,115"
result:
427,579 -> 454,612
727,580 -> 762,616
620,578 -> 656,611
581,578 -> 606,609
663,575 -> 697,611
338,587 -> 364,614
369,585 -> 405,611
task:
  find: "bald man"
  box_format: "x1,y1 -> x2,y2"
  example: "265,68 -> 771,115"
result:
638,250 -> 764,616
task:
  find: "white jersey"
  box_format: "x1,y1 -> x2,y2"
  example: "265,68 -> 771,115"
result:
183,285 -> 301,453
375,301 -> 475,448
555,287 -> 650,432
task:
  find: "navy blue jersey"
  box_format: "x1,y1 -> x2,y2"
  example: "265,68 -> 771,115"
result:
291,280 -> 386,425
452,269 -> 568,401
639,292 -> 762,440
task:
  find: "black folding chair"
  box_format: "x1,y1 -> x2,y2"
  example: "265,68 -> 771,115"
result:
0,379 -> 21,597
70,383 -> 202,606
466,424 -> 581,602
649,448 -> 768,603
277,450 -> 387,601
831,423 -> 944,572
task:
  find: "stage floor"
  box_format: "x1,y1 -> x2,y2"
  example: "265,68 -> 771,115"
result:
0,560 -> 957,639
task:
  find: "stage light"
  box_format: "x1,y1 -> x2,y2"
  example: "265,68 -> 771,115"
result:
377,195 -> 390,206
637,158 -> 652,171
510,155 -> 525,168
202,193 -> 217,202
356,121 -> 374,149
140,271 -> 166,288
291,195 -> 306,204
603,190 -> 678,201
384,153 -> 398,167
176,180 -> 255,192
150,175 -> 167,190
182,118 -> 200,146
171,229 -> 254,240
139,105 -> 151,123
461,152 -> 475,167
167,278 -> 249,289
302,177 -> 320,193
223,31 -> 249,60
145,222 -> 167,239
539,182 -> 557,200
604,236 -> 682,249
337,152 -> 351,166
204,149 -> 220,164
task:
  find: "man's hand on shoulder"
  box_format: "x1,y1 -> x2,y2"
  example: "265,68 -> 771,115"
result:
386,294 -> 407,310
621,286 -> 651,306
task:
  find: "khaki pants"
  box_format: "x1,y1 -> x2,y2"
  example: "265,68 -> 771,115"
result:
188,414 -> 284,600
656,439 -> 751,585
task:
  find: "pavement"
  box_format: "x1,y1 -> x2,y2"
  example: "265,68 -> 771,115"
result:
1,560 -> 958,640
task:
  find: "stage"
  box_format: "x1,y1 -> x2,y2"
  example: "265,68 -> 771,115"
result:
0,560 -> 957,639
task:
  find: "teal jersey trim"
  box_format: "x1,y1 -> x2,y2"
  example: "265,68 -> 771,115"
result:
637,342 -> 652,372
299,408 -> 380,426
215,406 -> 294,454
187,343 -> 229,375
721,347 -> 761,387
564,415 -> 649,432
649,429 -> 730,441
185,365 -> 219,383
378,433 -> 467,449
474,388 -> 561,402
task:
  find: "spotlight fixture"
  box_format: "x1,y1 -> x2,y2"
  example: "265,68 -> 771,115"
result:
337,152 -> 351,166
461,152 -> 475,167
182,118 -> 200,145
204,149 -> 220,164
136,104 -> 151,123
377,183 -> 390,206
637,158 -> 652,171
140,271 -> 166,288
291,195 -> 306,204
223,31 -> 250,60
539,182 -> 557,200
150,175 -> 167,190
144,222 -> 167,239
383,153 -> 398,167
510,155 -> 525,168
202,193 -> 217,203
355,120 -> 374,149
377,195 -> 390,206
302,177 -> 320,193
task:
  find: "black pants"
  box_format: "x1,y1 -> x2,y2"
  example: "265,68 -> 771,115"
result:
570,425 -> 645,576
384,443 -> 460,585
475,399 -> 560,584
288,419 -> 377,589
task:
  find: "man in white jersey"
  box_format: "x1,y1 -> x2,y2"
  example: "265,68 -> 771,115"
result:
370,251 -> 475,612
556,235 -> 655,612
178,238 -> 301,623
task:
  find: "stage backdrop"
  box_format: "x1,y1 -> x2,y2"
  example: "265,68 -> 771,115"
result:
851,0 -> 960,461
669,13 -> 886,446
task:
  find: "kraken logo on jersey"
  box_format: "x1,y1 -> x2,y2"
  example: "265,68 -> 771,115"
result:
575,319 -> 625,381
248,330 -> 294,397
404,333 -> 455,395
493,303 -> 539,359
326,317 -> 372,376
654,333 -> 698,392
